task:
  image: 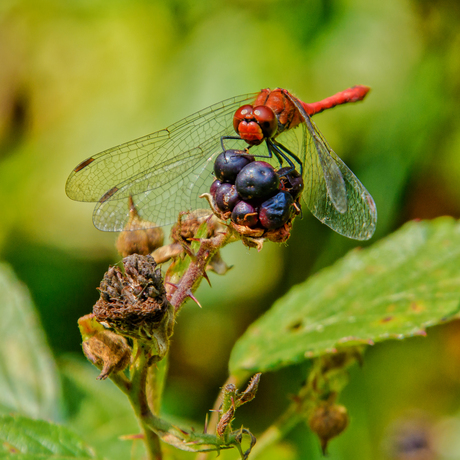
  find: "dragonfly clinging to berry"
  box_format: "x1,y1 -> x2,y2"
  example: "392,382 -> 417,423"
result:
66,85 -> 377,240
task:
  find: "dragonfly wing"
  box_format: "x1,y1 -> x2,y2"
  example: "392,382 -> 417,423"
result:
66,93 -> 257,202
302,121 -> 377,240
309,120 -> 347,214
66,93 -> 258,230
93,141 -> 222,231
282,93 -> 377,240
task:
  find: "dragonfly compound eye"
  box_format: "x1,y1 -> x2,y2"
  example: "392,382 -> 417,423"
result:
253,105 -> 277,138
233,105 -> 254,133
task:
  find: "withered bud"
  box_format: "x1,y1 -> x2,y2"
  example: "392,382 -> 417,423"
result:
217,405 -> 235,438
220,383 -> 237,414
308,403 -> 349,454
237,373 -> 261,407
93,254 -> 174,357
116,196 -> 164,257
82,330 -> 130,380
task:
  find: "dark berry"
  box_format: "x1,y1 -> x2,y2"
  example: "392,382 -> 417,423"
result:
278,167 -> 304,200
235,161 -> 280,200
259,191 -> 294,229
231,201 -> 258,227
215,183 -> 239,212
210,179 -> 222,199
214,150 -> 255,183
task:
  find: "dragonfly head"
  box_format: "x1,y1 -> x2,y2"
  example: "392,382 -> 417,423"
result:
233,104 -> 277,145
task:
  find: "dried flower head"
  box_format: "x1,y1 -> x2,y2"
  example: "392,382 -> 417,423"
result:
93,254 -> 174,357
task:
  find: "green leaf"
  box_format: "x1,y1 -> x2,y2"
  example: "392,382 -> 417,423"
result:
0,263 -> 62,420
0,414 -> 96,459
230,217 -> 460,374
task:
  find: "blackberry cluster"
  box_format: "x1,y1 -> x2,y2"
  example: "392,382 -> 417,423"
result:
210,150 -> 304,230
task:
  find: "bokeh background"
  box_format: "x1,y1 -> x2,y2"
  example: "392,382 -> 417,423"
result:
1,0 -> 460,459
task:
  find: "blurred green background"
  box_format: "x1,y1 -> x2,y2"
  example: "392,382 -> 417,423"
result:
1,0 -> 460,458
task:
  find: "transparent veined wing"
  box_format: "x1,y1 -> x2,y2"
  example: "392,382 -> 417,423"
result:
281,93 -> 377,240
66,93 -> 258,231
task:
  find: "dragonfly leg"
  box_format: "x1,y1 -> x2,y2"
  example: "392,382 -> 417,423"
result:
237,139 -> 283,168
271,140 -> 304,175
220,136 -> 243,152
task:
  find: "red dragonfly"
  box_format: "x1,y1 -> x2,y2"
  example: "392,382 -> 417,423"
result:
66,86 -> 376,240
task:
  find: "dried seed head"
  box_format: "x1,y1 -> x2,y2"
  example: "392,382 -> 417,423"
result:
308,403 -> 349,454
93,254 -> 174,356
82,330 -> 130,380
115,196 -> 164,257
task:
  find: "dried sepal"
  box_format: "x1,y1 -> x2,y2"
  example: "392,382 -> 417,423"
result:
233,428 -> 257,460
78,313 -> 105,341
170,209 -> 220,243
93,254 -> 174,357
151,242 -> 183,264
82,330 -> 131,380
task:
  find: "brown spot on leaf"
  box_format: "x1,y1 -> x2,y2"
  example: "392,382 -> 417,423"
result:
288,320 -> 303,331
411,302 -> 425,313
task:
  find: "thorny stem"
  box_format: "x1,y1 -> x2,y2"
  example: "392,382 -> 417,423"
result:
169,230 -> 235,312
96,217 -> 265,459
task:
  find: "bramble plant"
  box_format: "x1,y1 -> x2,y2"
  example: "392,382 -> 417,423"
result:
2,86 -> 460,460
